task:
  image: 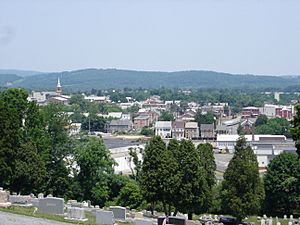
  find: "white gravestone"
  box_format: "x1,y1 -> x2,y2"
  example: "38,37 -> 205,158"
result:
96,210 -> 115,225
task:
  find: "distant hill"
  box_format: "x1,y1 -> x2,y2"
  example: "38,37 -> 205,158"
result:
0,74 -> 22,86
0,69 -> 43,77
2,68 -> 300,91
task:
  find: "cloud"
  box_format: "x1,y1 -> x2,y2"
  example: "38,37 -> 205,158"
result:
0,26 -> 15,45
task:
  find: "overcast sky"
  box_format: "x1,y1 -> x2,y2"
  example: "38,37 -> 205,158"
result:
0,0 -> 300,75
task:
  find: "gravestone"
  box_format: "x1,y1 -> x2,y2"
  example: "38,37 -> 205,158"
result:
284,216 -> 287,220
135,212 -> 144,219
288,222 -> 292,225
65,207 -> 87,221
71,202 -> 83,208
96,210 -> 115,225
158,216 -> 186,225
134,218 -> 153,225
38,197 -> 64,215
9,195 -> 31,204
29,198 -> 39,207
87,200 -> 91,207
290,215 -> 294,221
0,189 -> 9,203
0,188 -> 11,208
268,218 -> 273,225
261,219 -> 266,225
276,222 -> 281,225
38,193 -> 44,199
186,220 -> 196,225
110,206 -> 126,221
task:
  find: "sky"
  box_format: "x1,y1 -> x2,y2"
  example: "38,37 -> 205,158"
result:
0,0 -> 300,75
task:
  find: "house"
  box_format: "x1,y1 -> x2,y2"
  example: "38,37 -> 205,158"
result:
200,124 -> 215,139
240,118 -> 255,134
48,96 -> 69,105
185,122 -> 199,139
242,107 -> 260,118
108,112 -> 122,119
215,125 -> 230,135
155,121 -> 172,138
121,113 -> 131,120
259,104 -> 293,119
216,134 -> 296,169
172,121 -> 185,140
134,114 -> 150,130
84,95 -> 110,103
108,119 -> 133,133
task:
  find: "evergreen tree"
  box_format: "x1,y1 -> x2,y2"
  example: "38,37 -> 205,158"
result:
264,152 -> 300,214
197,143 -> 216,211
140,136 -> 179,215
289,104 -> 300,157
221,137 -> 264,223
175,140 -> 208,219
75,137 -> 114,206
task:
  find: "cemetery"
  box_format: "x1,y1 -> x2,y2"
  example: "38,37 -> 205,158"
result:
0,187 -> 299,225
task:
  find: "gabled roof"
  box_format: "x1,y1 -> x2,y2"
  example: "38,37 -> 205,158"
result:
200,124 -> 214,130
155,121 -> 172,128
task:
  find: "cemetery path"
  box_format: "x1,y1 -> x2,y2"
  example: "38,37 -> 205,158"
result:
0,211 -> 71,225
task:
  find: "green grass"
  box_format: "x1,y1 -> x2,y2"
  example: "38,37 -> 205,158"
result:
0,206 -> 96,225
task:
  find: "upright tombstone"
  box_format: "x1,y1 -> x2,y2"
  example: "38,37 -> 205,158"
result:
158,216 -> 186,225
134,218 -> 153,225
0,188 -> 11,208
38,193 -> 44,199
38,197 -> 64,215
284,215 -> 287,220
268,218 -> 273,225
9,195 -> 31,204
96,210 -> 115,225
276,222 -> 281,225
65,207 -> 87,221
109,206 -> 126,221
261,219 -> 266,225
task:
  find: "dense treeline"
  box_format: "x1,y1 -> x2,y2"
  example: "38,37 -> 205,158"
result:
5,68 -> 300,91
0,88 -> 300,220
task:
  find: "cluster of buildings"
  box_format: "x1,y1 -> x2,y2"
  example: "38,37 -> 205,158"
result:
154,121 -> 215,140
242,104 -> 294,119
216,134 -> 296,169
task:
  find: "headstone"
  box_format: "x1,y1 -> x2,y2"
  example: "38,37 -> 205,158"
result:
0,189 -> 9,203
268,218 -> 273,225
38,193 -> 44,199
284,215 -> 287,220
38,197 -> 64,215
67,200 -> 77,205
135,212 -> 144,219
214,215 -> 219,221
71,202 -> 83,208
158,216 -> 186,225
276,222 -> 281,225
290,215 -> 294,221
186,220 -> 196,225
9,195 -> 31,204
0,189 -> 11,208
87,200 -> 91,207
96,210 -> 115,225
82,201 -> 88,207
288,222 -> 292,225
95,205 -> 100,208
65,207 -> 87,221
110,206 -> 126,221
29,198 -> 39,207
134,218 -> 153,225
261,219 -> 266,225
264,215 -> 268,220
276,217 -> 278,221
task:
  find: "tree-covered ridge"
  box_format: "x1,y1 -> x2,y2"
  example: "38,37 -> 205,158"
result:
3,68 -> 300,91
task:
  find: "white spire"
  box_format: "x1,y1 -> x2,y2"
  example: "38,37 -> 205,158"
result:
57,77 -> 61,88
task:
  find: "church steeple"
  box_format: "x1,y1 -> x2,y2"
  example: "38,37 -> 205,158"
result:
56,77 -> 62,95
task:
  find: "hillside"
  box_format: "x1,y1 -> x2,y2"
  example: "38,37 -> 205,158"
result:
2,68 -> 300,91
0,74 -> 22,86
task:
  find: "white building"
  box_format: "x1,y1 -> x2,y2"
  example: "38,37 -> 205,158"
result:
155,121 -> 172,138
216,134 -> 296,168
